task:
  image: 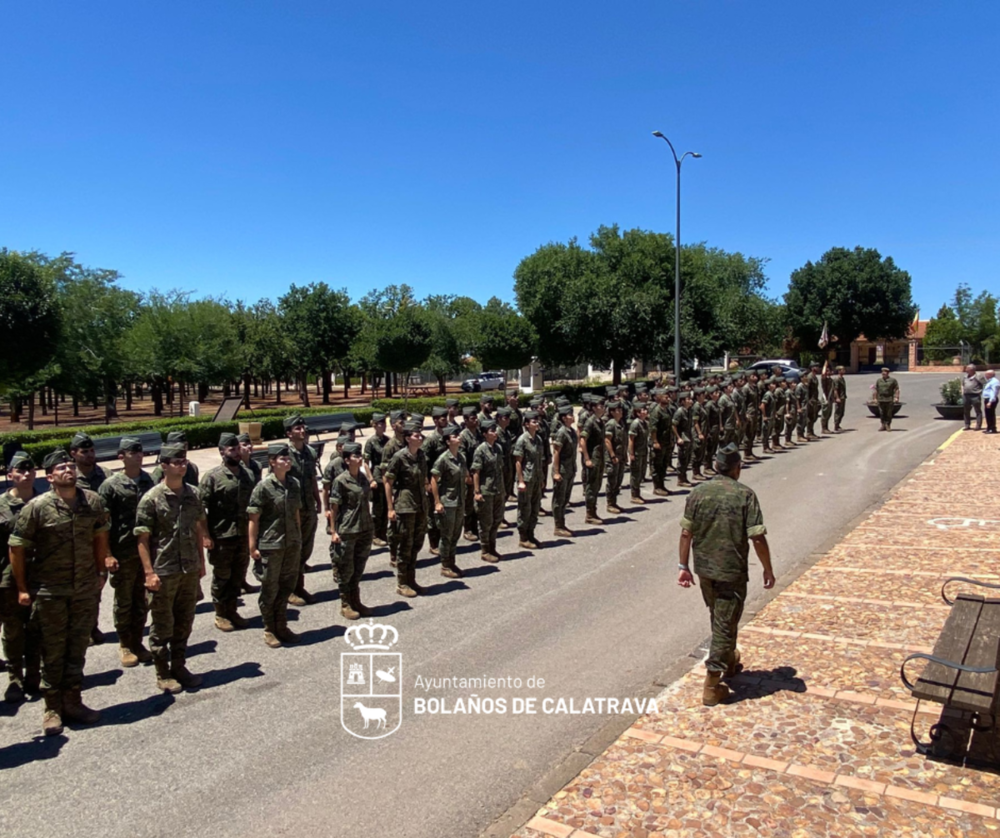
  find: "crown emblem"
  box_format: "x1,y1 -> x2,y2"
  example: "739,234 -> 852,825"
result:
344,620 -> 399,650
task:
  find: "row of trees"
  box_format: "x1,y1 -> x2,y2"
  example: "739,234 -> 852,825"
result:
923,284 -> 1000,363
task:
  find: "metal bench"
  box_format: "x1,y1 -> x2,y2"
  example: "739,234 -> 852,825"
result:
301,413 -> 357,435
900,577 -> 1000,761
250,441 -> 326,471
91,431 -> 164,461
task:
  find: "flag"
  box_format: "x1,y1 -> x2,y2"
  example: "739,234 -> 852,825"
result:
818,321 -> 829,349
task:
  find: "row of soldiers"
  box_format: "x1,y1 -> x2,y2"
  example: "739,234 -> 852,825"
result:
0,365 -> 847,736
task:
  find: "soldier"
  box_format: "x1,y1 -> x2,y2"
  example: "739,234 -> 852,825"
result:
603,400 -> 627,513
513,410 -> 544,548
759,378 -> 775,454
380,410 -> 409,566
472,419 -> 506,561
479,393 -> 496,420
328,442 -> 373,621
0,451 -> 40,703
690,389 -> 707,481
430,425 -> 467,578
833,366 -> 848,433
238,432 -> 263,484
578,398 -> 607,524
71,432 -> 108,646
495,406 -> 516,518
783,378 -> 798,446
385,422 -> 429,597
248,443 -> 302,648
421,407 -> 450,556
731,375 -> 746,452
628,403 -> 649,504
741,374 -> 758,461
364,413 -> 390,547
771,379 -> 788,451
458,407 -> 482,541
794,375 -> 810,441
820,366 -> 835,434
532,396 -> 553,515
9,449 -> 110,734
673,392 -> 694,488
719,381 -> 738,449
198,433 -> 255,634
702,385 -> 722,473
445,398 -> 461,425
577,394 -> 595,490
99,437 -> 156,666
151,431 -> 200,487
630,384 -> 650,422
505,390 -> 524,440
283,414 -> 319,606
677,443 -> 774,706
550,406 -> 578,536
875,367 -> 900,430
806,361 -> 821,439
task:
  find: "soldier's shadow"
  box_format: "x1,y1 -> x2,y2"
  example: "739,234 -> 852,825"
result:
92,692 -> 176,727
569,528 -> 604,538
460,565 -> 500,578
601,516 -> 632,526
497,550 -> 533,562
185,639 -> 219,658
0,734 -> 68,770
725,666 -> 805,704
419,580 -> 468,597
365,601 -> 412,618
362,569 -> 395,582
290,626 -> 343,647
83,668 -> 124,689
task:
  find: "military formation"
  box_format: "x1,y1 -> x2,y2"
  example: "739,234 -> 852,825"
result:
0,363 -> 848,733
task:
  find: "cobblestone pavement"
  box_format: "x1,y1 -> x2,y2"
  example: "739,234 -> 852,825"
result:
513,428 -> 1000,837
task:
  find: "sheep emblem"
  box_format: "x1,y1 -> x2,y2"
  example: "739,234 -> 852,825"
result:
354,702 -> 388,730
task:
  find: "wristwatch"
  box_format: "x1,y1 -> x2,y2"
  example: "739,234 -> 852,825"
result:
678,564 -> 690,572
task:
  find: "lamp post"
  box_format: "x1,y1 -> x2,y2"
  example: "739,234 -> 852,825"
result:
652,131 -> 701,383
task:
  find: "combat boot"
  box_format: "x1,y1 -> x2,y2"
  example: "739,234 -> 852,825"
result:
440,560 -> 463,579
396,580 -> 418,597
116,627 -> 139,668
584,506 -> 604,525
630,494 -> 645,505
726,647 -> 742,679
214,603 -> 235,632
155,658 -> 183,694
42,690 -> 64,736
677,476 -> 693,488
463,530 -> 479,542
349,587 -> 373,618
24,665 -> 41,695
4,668 -> 25,704
407,570 -> 426,596
62,687 -> 101,724
340,586 -> 360,620
131,636 -> 153,664
480,549 -> 499,563
606,502 -> 622,514
89,626 -> 105,646
702,671 -> 730,707
171,658 -> 202,690
227,602 -> 249,629
263,627 -> 282,648
653,487 -> 670,497
553,527 -> 574,538
274,623 -> 302,644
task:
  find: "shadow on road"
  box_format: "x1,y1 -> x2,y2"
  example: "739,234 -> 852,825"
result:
185,639 -> 219,658
83,668 -> 124,690
0,734 -> 68,770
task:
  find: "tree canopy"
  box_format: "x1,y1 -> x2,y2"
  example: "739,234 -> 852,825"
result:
0,249 -> 63,389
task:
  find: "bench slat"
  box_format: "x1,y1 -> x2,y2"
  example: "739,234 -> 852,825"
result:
951,600 -> 1000,713
912,596 -> 982,705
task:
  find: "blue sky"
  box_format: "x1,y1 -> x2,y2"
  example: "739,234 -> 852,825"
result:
2,2 -> 997,317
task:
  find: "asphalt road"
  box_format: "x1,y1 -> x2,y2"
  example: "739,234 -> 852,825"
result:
0,373 -> 961,838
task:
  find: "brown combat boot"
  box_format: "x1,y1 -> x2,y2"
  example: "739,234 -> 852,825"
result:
171,657 -> 202,690
274,623 -> 302,644
440,560 -> 463,579
350,587 -> 373,618
553,527 -> 574,538
214,603 -> 235,632
155,658 -> 183,694
131,636 -> 153,664
630,494 -> 645,505
584,506 -> 604,525
653,487 -> 670,497
480,549 -> 499,563
397,581 -> 418,597
702,671 -> 730,707
340,586 -> 361,620
62,687 -> 101,724
227,602 -> 249,629
606,503 -> 622,514
263,627 -> 282,648
726,647 -> 742,678
4,668 -> 25,704
117,628 -> 139,668
42,691 -> 64,736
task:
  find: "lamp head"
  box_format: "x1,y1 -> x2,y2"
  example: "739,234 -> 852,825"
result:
691,152 -> 703,158
652,131 -> 664,138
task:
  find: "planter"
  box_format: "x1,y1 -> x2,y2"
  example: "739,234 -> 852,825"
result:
933,404 -> 964,420
866,402 -> 904,417
238,421 -> 263,444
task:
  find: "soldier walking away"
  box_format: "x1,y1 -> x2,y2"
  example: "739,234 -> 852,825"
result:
0,451 -> 41,704
430,426 -> 467,578
673,392 -> 694,488
603,400 -> 627,514
364,413 -> 390,547
283,415 -> 319,606
99,437 -> 156,667
628,403 -> 649,504
677,444 -> 774,706
578,398 -> 607,523
875,367 -> 900,431
550,406 -> 578,535
136,443 -> 209,694
962,364 -> 986,431
248,444 -> 303,648
472,419 -> 506,561
385,422 -> 430,597
9,449 -> 111,735
833,366 -> 848,432
198,433 -> 255,634
328,442 -> 374,620
70,432 -> 108,646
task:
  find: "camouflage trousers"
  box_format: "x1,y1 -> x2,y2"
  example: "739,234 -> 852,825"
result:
517,479 -> 542,540
760,417 -> 773,448
32,593 -> 99,692
720,427 -> 738,448
691,435 -> 705,473
255,544 -> 300,630
208,536 -> 249,608
821,401 -> 833,430
675,438 -> 692,481
742,415 -> 757,457
878,400 -> 895,428
550,472 -> 574,528
395,512 -> 427,585
330,531 -> 372,593
436,506 -> 464,564
463,481 -> 478,537
796,407 -> 808,437
584,452 -> 604,511
834,400 -> 846,430
785,411 -> 796,442
807,399 -> 820,435
702,431 -> 719,471
604,456 -> 625,505
371,483 -> 388,542
476,492 -> 505,553
110,551 -> 149,644
148,572 -> 200,665
296,508 -> 318,595
629,453 -> 647,495
426,489 -> 441,549
1,585 -> 40,680
699,576 -> 747,674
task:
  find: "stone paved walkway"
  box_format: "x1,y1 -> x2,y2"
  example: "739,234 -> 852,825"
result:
513,428 -> 1000,838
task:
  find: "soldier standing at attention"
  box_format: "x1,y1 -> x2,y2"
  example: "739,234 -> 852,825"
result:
238,433 -> 263,484
99,437 -> 156,667
495,406 -> 516,519
381,410 -> 409,566
759,378 -> 775,454
832,366 -> 848,432
283,415 -> 319,606
648,389 -> 670,493
771,379 -> 788,450
690,389 -> 707,481
741,375 -> 758,461
422,407 -> 450,556
702,386 -> 722,475
472,419 -> 506,561
514,410 -> 544,549
577,394 -> 595,490
549,406 -> 578,536
875,367 -> 900,431
805,361 -> 821,439
0,451 -> 40,703
673,392 -> 694,488
506,390 -> 524,440
136,443 -> 208,694
70,432 -> 108,646
151,432 -> 201,487
794,375 -> 810,441
532,395 -> 553,516
782,378 -> 797,446
248,443 -> 302,648
628,403 -> 649,504
364,413 -> 390,547
385,422 -> 429,597
10,450 -> 110,734
458,407 -> 483,541
198,433 -> 255,634
820,366 -> 835,435
603,400 -> 627,514
719,381 -> 737,449
677,443 -> 774,706
430,425 -> 467,579
579,398 -> 607,524
328,442 -> 374,621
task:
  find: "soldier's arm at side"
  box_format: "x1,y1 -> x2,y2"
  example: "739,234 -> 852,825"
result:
751,535 -> 774,588
551,439 -> 561,481
248,514 -> 261,558
9,545 -> 31,605
137,533 -> 160,591
677,496 -> 696,588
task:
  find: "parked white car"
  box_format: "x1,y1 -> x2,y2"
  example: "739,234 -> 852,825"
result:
460,371 -> 506,392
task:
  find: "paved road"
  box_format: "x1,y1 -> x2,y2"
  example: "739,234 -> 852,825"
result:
0,373 -> 961,838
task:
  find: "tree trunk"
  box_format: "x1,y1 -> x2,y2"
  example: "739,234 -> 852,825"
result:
384,372 -> 392,400
198,382 -> 209,403
343,371 -> 350,399
72,393 -> 80,417
243,374 -> 252,410
151,381 -> 163,416
437,375 -> 446,395
321,368 -> 331,404
125,384 -> 133,411
10,396 -> 20,424
361,372 -> 367,395
223,382 -> 231,398
39,389 -> 47,416
254,380 -> 260,398
27,393 -> 35,431
299,373 -> 311,408
275,379 -> 282,404
612,360 -> 622,386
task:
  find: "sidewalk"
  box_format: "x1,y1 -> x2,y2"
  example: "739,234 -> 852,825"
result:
514,428 -> 1000,838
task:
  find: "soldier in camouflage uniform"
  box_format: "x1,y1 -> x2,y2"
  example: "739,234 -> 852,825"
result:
99,437 -> 156,667
577,394 -> 595,490
740,375 -> 759,461
833,366 -> 848,433
782,378 -> 797,446
805,361 -> 821,439
759,378 -> 776,454
505,390 -> 524,443
579,398 -> 607,524
703,385 -> 722,474
385,422 -> 429,597
421,407 -> 450,555
648,390 -> 671,495
9,449 -> 110,734
690,389 -> 708,481
283,415 -> 319,605
495,406 -> 516,521
628,403 -> 649,504
531,395 -> 553,516
328,442 -> 374,621
430,425 -> 467,578
677,444 -> 774,706
136,443 -> 208,694
550,406 -> 577,536
248,443 -> 302,648
718,381 -> 738,448
875,367 -> 900,430
380,410 -> 408,565
514,410 -> 544,548
673,392 -> 694,488
363,413 -> 390,547
0,451 -> 40,704
603,400 -> 627,514
198,433 -> 255,635
151,431 -> 201,487
70,432 -> 108,646
820,366 -> 834,434
238,432 -> 263,485
458,408 -> 483,540
472,419 -> 506,560
771,378 -> 788,450
794,375 -> 809,441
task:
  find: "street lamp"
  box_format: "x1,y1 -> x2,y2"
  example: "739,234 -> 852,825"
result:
652,131 -> 701,383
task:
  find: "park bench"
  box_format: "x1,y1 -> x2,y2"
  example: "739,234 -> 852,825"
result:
900,577 -> 1000,762
92,431 -> 165,461
250,441 -> 327,471
301,413 -> 357,435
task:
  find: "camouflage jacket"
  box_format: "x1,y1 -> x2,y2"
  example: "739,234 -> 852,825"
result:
431,451 -> 467,508
513,431 -> 544,484
0,490 -> 30,587
551,425 -> 578,478
330,471 -> 372,536
247,473 -> 302,550
287,443 -> 319,511
198,462 -> 256,541
385,448 -> 428,515
135,482 -> 206,576
364,433 -> 390,483
471,440 -> 505,496
99,469 -> 156,554
76,465 -> 107,493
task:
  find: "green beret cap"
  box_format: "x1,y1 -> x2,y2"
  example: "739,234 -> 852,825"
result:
461,406 -> 479,417
341,442 -> 362,457
495,406 -> 512,417
218,433 -> 238,448
160,443 -> 187,462
431,406 -> 449,418
237,432 -> 252,444
338,421 -> 359,434
119,436 -> 144,453
479,393 -> 495,403
409,413 -> 425,426
336,435 -> 350,446
70,432 -> 94,449
605,386 -> 618,395
522,410 -> 539,421
267,443 -> 291,457
8,450 -> 34,470
529,397 -> 543,406
715,443 -> 742,470
480,419 -> 498,431
166,431 -> 187,443
371,412 -> 386,423
442,424 -> 462,437
389,410 -> 407,423
693,387 -> 705,395
607,400 -> 622,409
282,414 -> 305,432
557,405 -> 573,416
43,449 -> 73,470
403,421 -> 423,435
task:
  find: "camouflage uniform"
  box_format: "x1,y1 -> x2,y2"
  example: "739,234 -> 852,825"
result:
806,370 -> 820,437
329,470 -> 373,610
150,462 -> 200,488
76,465 -> 107,493
458,423 -> 483,538
385,447 -> 428,590
0,489 -> 40,696
431,450 -> 467,571
702,393 -> 721,472
549,421 -> 577,531
198,463 -> 255,616
287,442 -> 319,594
681,474 -> 767,674
718,391 -> 738,448
247,473 -> 302,633
794,380 -> 809,438
421,426 -> 448,550
603,415 -> 627,509
380,432 -> 406,562
513,430 -> 543,543
875,373 -> 900,429
580,412 -> 606,517
833,372 -> 847,431
628,416 -> 648,498
364,430 -> 390,542
472,439 -> 506,557
741,381 -> 758,459
673,402 -> 693,485
648,400 -> 670,492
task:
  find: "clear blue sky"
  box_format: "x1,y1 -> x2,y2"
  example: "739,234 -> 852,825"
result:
2,2 -> 997,317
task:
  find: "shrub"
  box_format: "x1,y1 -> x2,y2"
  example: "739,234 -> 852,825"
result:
940,378 -> 962,406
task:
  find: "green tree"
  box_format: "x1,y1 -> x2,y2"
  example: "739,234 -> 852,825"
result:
0,249 -> 63,393
353,285 -> 421,398
474,298 -> 537,395
784,246 -> 916,356
375,303 -> 433,403
923,304 -> 966,363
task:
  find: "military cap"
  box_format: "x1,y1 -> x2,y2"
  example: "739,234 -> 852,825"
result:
336,435 -> 350,446
496,406 -> 512,417
605,386 -> 618,396
237,432 -> 253,444
442,424 -> 462,437
480,419 -> 498,432
267,443 -> 291,457
166,431 -> 188,443
282,414 -> 306,432
651,387 -> 665,396
43,449 -> 73,471
389,410 -> 407,423
342,442 -> 362,457
119,436 -> 145,453
445,398 -> 460,407
371,412 -> 386,423
881,367 -> 890,372
555,397 -> 571,406
715,443 -> 742,470
635,383 -> 647,392
679,391 -> 693,400
607,400 -> 622,409
667,385 -> 679,393
836,366 -> 845,373
338,421 -> 359,434
409,413 -> 425,426
706,385 -> 718,394
692,387 -> 705,395
523,410 -> 539,421
430,406 -> 449,418
159,443 -> 187,462
479,393 -> 495,403
461,405 -> 479,417
811,361 -> 821,368
557,405 -> 573,417
70,432 -> 94,450
403,421 -> 423,435
8,450 -> 34,470
218,432 -> 238,448
546,391 -> 563,398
